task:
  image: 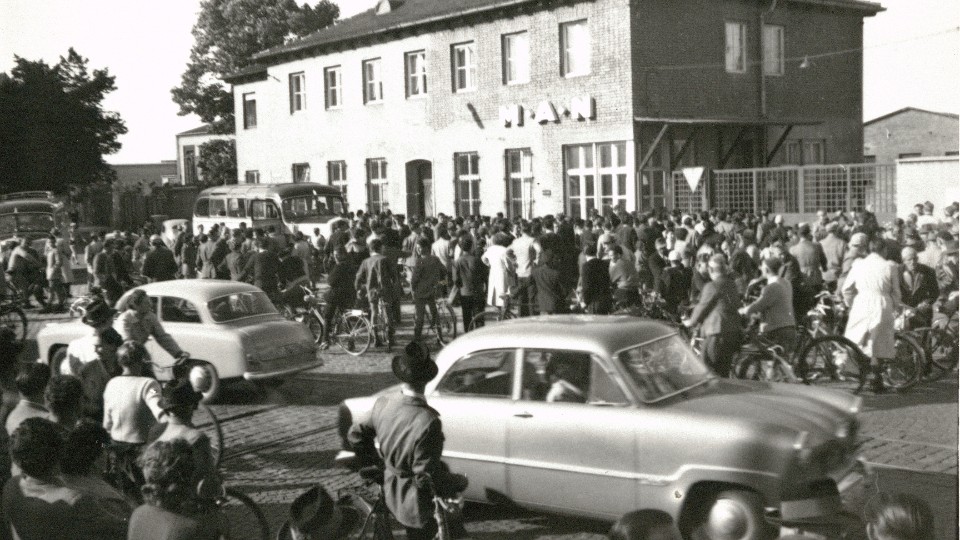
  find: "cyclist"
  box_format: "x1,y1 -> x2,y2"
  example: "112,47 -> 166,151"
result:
114,289 -> 188,365
355,238 -> 402,347
738,257 -> 797,358
319,247 -> 357,349
683,254 -> 743,377
410,237 -> 446,343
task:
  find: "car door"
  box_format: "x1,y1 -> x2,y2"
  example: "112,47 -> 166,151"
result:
506,349 -> 638,520
429,348 -> 520,504
144,296 -> 203,379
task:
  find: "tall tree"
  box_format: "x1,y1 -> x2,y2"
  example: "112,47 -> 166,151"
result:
197,139 -> 237,186
0,49 -> 126,194
172,0 -> 339,134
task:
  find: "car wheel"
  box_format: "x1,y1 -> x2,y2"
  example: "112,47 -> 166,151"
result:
49,346 -> 67,376
693,490 -> 773,540
186,360 -> 221,404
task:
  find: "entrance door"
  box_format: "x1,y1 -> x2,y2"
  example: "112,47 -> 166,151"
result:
405,160 -> 432,219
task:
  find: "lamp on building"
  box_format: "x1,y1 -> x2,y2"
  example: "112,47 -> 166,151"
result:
799,56 -> 811,69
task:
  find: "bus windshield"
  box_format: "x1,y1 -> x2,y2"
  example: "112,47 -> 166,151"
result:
0,213 -> 55,236
281,195 -> 345,222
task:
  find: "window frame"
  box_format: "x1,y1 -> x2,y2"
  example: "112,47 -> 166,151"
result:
405,50 -> 428,98
454,152 -> 481,218
502,31 -> 530,85
289,71 -> 306,113
292,163 -> 311,184
560,19 -> 590,78
725,21 -> 748,74
366,158 -> 389,213
762,24 -> 785,76
328,160 -> 347,198
160,296 -> 203,324
564,142 -> 630,219
451,41 -> 477,93
324,65 -> 342,109
505,148 -> 534,219
242,92 -> 257,129
362,58 -> 383,104
435,348 -> 520,399
783,139 -> 826,165
244,170 -> 260,185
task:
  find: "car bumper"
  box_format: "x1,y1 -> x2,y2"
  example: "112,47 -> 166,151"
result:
243,358 -> 324,381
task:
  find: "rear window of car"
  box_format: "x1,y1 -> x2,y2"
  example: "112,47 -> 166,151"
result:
207,291 -> 278,322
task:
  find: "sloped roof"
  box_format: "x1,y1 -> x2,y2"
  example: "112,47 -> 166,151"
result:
865,107 -> 960,126
176,125 -> 214,137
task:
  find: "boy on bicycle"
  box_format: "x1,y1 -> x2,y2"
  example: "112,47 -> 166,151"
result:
355,238 -> 402,347
410,237 -> 446,344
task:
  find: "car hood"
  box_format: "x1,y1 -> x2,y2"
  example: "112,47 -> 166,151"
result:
667,379 -> 856,442
232,317 -> 316,359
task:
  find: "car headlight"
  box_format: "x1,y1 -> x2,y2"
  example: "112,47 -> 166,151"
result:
836,418 -> 859,441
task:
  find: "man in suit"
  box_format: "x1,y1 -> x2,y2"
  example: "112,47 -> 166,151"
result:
348,343 -> 468,540
656,250 -> 692,317
410,238 -> 446,343
789,225 -> 827,291
900,246 -> 939,329
684,254 -> 743,377
355,238 -> 402,346
579,244 -> 612,314
242,238 -> 280,298
452,236 -> 485,331
140,235 -> 178,283
529,249 -> 568,315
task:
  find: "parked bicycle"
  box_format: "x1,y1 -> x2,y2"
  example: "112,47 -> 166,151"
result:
730,317 -> 801,384
897,308 -> 959,381
295,285 -> 372,356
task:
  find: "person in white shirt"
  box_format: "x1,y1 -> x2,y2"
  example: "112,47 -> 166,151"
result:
916,201 -> 938,229
510,223 -> 537,315
103,341 -> 163,446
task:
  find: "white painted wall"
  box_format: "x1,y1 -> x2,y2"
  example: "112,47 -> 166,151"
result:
896,156 -> 960,218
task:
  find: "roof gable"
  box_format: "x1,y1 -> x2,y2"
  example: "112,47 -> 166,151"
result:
865,107 -> 960,126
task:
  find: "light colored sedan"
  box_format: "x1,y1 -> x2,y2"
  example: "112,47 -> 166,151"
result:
338,315 -> 865,538
37,280 -> 321,401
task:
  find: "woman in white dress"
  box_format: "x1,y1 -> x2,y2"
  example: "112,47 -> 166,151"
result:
481,233 -> 516,308
841,237 -> 902,393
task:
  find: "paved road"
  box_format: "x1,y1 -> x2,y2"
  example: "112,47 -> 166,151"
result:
25,303 -> 958,539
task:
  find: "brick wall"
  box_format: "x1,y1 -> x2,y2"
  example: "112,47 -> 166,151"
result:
864,110 -> 960,164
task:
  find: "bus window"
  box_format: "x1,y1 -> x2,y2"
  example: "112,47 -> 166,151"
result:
194,198 -> 210,217
251,200 -> 279,220
280,195 -> 346,222
228,198 -> 246,218
209,199 -> 227,217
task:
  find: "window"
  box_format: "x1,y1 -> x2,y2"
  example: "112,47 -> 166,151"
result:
506,148 -> 534,219
519,350 -> 627,405
362,58 -> 383,103
763,25 -> 784,76
366,158 -> 389,213
898,152 -> 922,159
292,163 -> 311,183
328,161 -> 347,197
560,20 -> 590,77
161,297 -> 202,324
194,198 -> 209,217
183,146 -> 197,184
251,200 -> 280,220
209,199 -> 227,218
564,142 -> 629,219
784,140 -> 825,165
454,152 -> 481,217
502,31 -> 530,85
452,42 -> 477,92
618,335 -> 711,403
804,141 -> 824,164
324,66 -> 342,109
242,92 -> 257,129
289,71 -> 306,112
227,198 -> 246,218
725,21 -> 748,74
436,349 -> 516,398
946,151 -> 959,157
208,292 -> 278,323
405,50 -> 427,97
244,170 -> 260,184
863,155 -> 876,164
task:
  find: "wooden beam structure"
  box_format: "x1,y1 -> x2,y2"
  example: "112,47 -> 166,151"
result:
637,124 -> 670,171
718,126 -> 750,169
669,126 -> 703,170
765,125 -> 794,166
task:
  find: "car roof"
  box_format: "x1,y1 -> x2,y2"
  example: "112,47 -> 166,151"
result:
447,315 -> 678,358
137,279 -> 263,305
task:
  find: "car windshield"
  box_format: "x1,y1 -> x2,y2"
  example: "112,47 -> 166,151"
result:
617,334 -> 713,403
281,195 -> 345,222
0,213 -> 54,235
207,291 -> 278,322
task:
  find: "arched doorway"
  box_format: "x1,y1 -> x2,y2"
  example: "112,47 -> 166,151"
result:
405,160 -> 433,219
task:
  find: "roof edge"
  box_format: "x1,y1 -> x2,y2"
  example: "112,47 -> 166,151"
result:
865,107 -> 960,126
784,0 -> 884,14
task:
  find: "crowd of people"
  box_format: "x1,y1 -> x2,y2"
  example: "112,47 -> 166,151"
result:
0,197 -> 955,539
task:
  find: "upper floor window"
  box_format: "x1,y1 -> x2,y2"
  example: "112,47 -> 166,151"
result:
452,42 -> 477,92
292,163 -> 311,183
784,140 -> 825,165
763,25 -> 784,76
560,20 -> 590,77
502,31 -> 530,85
324,66 -> 342,109
405,50 -> 427,97
244,170 -> 260,184
363,58 -> 383,104
725,21 -> 748,74
242,93 -> 257,129
328,161 -> 347,197
289,72 -> 306,112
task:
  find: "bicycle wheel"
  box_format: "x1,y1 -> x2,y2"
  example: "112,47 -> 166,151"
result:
884,333 -> 924,391
434,302 -> 457,345
735,352 -> 793,383
305,311 -> 324,344
220,487 -> 270,540
797,335 -> 868,394
196,404 -> 224,470
335,314 -> 372,356
468,309 -> 504,331
0,306 -> 27,343
925,326 -> 958,376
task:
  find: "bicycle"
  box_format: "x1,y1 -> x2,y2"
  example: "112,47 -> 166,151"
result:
896,308 -> 958,381
730,319 -> 801,384
363,289 -> 395,350
419,283 -> 457,346
0,297 -> 28,343
467,293 -> 519,331
298,286 -> 372,356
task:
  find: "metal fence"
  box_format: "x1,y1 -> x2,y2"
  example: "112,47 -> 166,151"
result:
671,163 -> 896,215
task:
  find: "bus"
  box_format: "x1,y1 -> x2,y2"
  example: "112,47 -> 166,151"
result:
0,191 -> 70,251
192,183 -> 347,241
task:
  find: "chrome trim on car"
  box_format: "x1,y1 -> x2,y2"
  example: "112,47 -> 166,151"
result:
243,359 -> 324,380
442,451 -> 779,486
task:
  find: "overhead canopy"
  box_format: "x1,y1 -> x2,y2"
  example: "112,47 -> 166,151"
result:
634,117 -> 823,126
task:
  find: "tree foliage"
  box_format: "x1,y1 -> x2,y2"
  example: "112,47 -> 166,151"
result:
197,139 -> 237,186
172,0 -> 339,134
0,48 -> 127,194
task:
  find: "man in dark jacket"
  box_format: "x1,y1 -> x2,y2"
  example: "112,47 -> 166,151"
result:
320,247 -> 357,348
348,343 -> 468,540
529,250 -> 568,315
410,238 -> 446,343
900,246 -> 939,328
656,250 -> 692,316
452,236 -> 486,331
579,244 -> 611,314
355,238 -> 402,345
684,254 -> 743,377
140,235 -> 178,283
242,238 -> 280,297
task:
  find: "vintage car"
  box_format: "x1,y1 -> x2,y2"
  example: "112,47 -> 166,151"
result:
338,315 -> 865,539
37,280 -> 321,402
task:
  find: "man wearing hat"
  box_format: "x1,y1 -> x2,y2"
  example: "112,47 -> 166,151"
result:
62,299 -> 122,418
348,342 -> 468,540
277,485 -> 360,540
141,234 -> 178,283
